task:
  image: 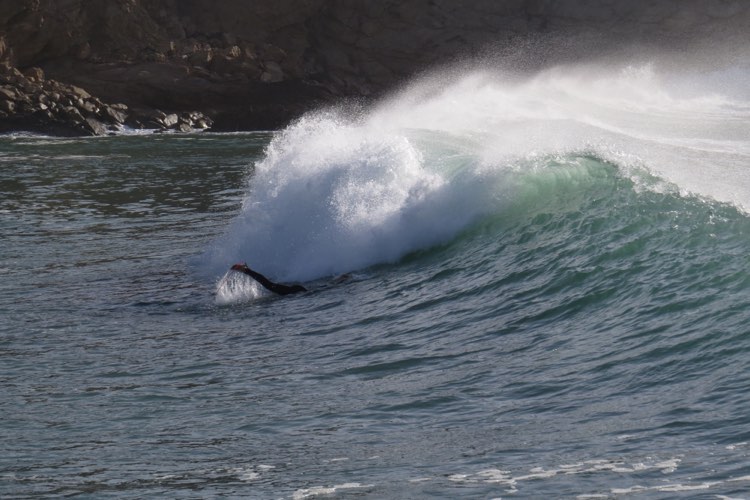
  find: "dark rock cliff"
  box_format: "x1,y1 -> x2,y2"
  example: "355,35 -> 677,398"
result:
0,0 -> 747,135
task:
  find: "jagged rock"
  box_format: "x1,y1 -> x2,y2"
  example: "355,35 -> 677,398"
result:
0,86 -> 16,100
226,45 -> 242,58
63,106 -> 85,123
84,117 -> 108,135
102,106 -> 127,124
19,79 -> 37,94
181,110 -> 213,129
161,113 -> 179,127
80,100 -> 97,114
22,66 -> 44,81
69,85 -> 91,100
126,108 -> 161,129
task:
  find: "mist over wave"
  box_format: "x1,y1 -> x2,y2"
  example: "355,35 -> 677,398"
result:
203,54 -> 750,284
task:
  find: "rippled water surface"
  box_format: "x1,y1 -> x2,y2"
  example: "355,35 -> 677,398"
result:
2,92 -> 750,499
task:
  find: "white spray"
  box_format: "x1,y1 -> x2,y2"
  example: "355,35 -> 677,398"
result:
206,55 -> 750,288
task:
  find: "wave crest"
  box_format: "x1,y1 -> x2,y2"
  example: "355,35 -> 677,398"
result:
204,60 -> 750,281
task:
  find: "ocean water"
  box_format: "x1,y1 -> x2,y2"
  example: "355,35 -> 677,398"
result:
3,60 -> 750,498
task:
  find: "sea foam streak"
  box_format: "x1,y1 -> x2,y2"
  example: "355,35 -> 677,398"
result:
204,59 -> 750,283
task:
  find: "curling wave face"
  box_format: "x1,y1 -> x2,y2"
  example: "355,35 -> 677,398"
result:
204,59 -> 750,283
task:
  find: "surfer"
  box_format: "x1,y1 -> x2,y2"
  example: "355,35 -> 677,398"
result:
230,263 -> 307,295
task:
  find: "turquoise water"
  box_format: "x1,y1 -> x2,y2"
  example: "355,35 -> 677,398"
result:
3,62 -> 750,498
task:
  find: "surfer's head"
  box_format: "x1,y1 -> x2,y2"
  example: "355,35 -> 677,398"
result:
231,262 -> 250,272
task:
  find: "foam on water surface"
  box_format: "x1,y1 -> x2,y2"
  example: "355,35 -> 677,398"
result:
214,269 -> 267,304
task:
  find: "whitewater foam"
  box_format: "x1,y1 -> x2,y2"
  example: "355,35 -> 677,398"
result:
215,270 -> 267,304
204,111 -> 500,282
293,482 -> 373,499
204,58 -> 750,283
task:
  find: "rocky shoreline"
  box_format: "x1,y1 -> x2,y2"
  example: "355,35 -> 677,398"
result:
1,0 -> 749,137
0,64 -> 213,136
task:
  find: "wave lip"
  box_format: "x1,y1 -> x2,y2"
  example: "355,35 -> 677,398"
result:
204,59 -> 750,281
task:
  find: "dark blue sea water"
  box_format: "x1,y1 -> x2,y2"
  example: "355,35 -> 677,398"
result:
3,62 -> 750,498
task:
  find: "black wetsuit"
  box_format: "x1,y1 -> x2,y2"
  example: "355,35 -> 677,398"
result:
238,267 -> 307,295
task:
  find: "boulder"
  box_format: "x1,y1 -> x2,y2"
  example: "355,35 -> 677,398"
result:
63,106 -> 85,123
102,105 -> 127,124
83,117 -> 109,135
161,113 -> 179,127
22,66 -> 44,81
0,86 -> 16,100
69,85 -> 91,100
80,100 -> 98,114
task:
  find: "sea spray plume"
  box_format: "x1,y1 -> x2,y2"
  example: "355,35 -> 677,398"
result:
204,108 -> 498,282
215,267 -> 266,305
204,57 -> 750,281
369,60 -> 750,206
